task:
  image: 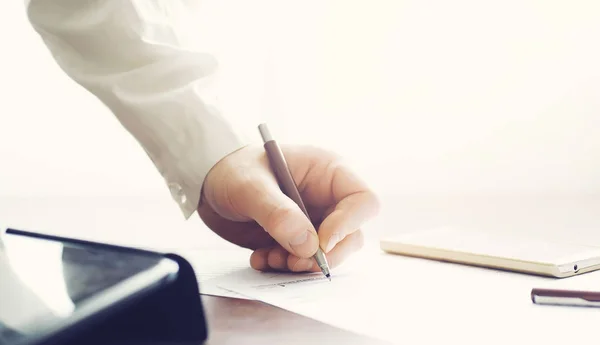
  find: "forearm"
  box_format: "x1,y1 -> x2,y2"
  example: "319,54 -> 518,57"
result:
26,0 -> 249,218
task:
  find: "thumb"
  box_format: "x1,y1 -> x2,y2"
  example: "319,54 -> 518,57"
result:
232,176 -> 319,258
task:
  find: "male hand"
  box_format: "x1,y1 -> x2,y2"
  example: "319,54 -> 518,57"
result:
197,144 -> 380,273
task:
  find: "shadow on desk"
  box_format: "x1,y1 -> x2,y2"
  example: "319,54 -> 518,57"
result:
202,295 -> 391,345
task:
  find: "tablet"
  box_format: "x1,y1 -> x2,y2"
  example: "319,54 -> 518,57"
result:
379,226 -> 600,278
0,229 -> 179,345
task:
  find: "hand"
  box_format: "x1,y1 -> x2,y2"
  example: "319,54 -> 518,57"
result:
197,144 -> 380,273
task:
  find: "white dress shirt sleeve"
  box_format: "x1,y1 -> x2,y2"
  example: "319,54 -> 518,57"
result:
25,0 -> 250,219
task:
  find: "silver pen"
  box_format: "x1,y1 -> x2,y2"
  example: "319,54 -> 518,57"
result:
258,123 -> 332,280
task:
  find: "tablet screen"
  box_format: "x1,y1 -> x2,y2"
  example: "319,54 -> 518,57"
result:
0,231 -> 175,345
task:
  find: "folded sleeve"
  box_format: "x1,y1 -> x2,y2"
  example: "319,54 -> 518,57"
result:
25,0 -> 250,218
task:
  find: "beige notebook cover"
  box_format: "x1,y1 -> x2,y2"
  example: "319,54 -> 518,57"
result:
380,226 -> 600,278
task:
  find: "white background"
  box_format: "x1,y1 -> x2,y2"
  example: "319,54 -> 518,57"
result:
1,1 -> 600,249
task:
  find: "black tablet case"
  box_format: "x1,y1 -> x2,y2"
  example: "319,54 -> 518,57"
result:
4,228 -> 208,345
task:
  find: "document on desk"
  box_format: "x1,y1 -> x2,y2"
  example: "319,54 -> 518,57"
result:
175,248 -> 253,300
211,250 -> 417,343
212,247 -> 600,345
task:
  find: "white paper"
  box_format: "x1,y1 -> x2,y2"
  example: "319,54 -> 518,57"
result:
176,248 -> 254,300
213,246 -> 600,345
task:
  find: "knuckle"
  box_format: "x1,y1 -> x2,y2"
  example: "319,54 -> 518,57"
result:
367,191 -> 382,215
354,230 -> 365,250
311,145 -> 342,160
267,250 -> 280,268
300,145 -> 344,164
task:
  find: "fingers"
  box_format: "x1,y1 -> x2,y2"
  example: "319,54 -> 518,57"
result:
289,150 -> 380,253
293,230 -> 365,272
249,245 -> 291,272
250,230 -> 365,273
318,190 -> 379,253
317,165 -> 380,252
267,246 -> 289,270
249,248 -> 271,271
230,171 -> 319,259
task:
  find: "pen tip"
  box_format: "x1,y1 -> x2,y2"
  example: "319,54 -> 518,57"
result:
326,273 -> 331,281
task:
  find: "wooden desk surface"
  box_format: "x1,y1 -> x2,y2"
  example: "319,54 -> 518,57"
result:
201,295 -> 391,345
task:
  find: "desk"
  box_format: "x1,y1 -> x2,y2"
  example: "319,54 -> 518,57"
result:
4,195 -> 600,344
0,197 -> 389,344
202,295 -> 390,345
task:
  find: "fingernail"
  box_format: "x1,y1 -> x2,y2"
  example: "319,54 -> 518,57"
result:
325,233 -> 341,253
290,231 -> 308,246
290,230 -> 318,257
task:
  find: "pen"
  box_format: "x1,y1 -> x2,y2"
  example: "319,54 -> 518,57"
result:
258,123 -> 332,281
531,288 -> 600,307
